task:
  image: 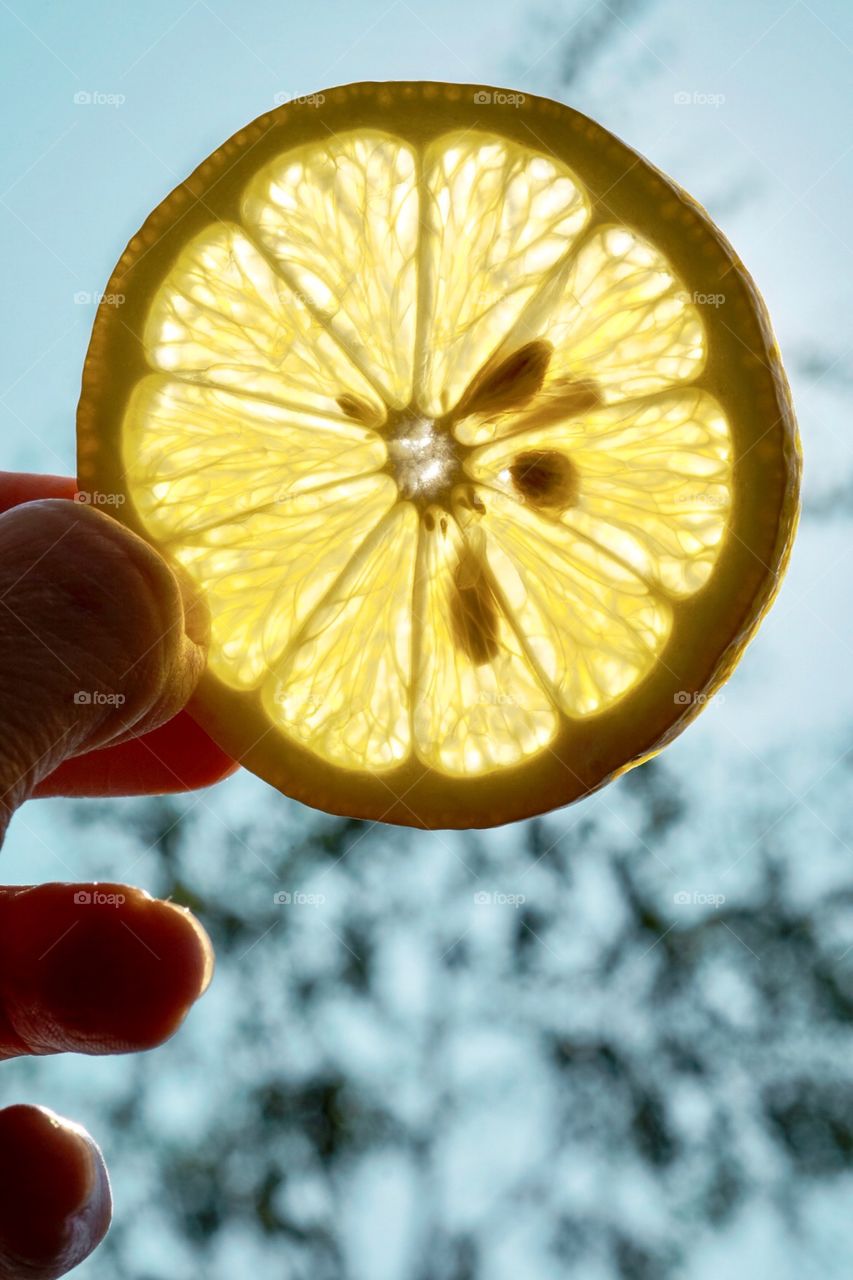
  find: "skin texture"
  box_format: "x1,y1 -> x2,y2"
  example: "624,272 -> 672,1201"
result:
0,474 -> 229,1277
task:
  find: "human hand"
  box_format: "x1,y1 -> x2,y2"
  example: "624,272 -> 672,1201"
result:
0,473 -> 234,1277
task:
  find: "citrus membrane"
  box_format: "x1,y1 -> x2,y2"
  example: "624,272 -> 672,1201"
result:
77,83 -> 800,828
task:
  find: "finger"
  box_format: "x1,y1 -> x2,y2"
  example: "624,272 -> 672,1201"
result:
0,883 -> 214,1058
0,472 -> 76,512
0,498 -> 207,831
0,1105 -> 111,1280
0,472 -> 236,799
33,708 -> 238,797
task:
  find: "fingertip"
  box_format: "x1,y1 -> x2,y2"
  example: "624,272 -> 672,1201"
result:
0,1104 -> 111,1279
150,896 -> 216,1012
0,884 -> 215,1056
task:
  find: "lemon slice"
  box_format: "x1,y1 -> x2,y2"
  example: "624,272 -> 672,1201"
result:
77,82 -> 800,829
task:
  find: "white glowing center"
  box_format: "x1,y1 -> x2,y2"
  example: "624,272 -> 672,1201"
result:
386,414 -> 458,501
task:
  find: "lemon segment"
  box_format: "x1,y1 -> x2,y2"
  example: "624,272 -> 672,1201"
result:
144,223 -> 385,421
124,376 -> 388,543
412,511 -> 558,774
242,132 -> 419,408
264,503 -> 418,770
465,388 -> 732,597
458,491 -> 672,717
454,225 -> 707,445
168,475 -> 397,689
416,133 -> 590,418
539,226 -> 706,402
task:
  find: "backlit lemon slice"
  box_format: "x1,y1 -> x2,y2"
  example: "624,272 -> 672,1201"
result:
77,82 -> 800,828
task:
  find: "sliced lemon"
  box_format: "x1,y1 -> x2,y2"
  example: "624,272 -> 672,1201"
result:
77,82 -> 800,829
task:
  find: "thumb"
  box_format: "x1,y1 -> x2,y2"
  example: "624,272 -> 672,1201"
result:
0,499 -> 207,833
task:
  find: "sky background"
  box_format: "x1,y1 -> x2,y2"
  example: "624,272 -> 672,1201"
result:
1,1 -> 852,1277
